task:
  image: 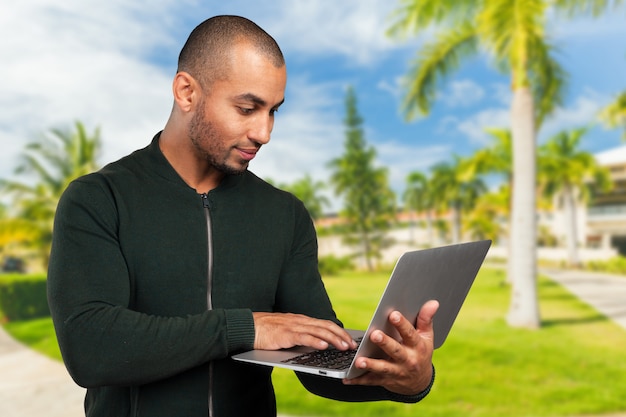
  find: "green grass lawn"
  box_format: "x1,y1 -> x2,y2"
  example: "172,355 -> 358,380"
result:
3,267 -> 626,416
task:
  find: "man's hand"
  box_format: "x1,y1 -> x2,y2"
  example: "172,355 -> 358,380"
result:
342,300 -> 439,396
253,312 -> 358,351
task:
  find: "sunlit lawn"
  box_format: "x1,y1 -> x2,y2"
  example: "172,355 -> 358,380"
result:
3,268 -> 626,416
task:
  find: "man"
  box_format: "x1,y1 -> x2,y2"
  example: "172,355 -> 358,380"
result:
47,15 -> 438,417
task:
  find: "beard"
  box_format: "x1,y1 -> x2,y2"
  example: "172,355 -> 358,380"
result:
188,105 -> 248,176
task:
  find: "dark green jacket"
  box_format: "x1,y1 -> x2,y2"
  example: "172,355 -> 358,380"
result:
48,134 -> 431,417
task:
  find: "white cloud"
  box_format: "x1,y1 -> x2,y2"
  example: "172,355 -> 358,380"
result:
251,76 -> 344,184
0,1 -> 184,181
457,108 -> 511,145
376,140 -> 452,196
266,0 -> 402,65
436,116 -> 461,135
438,79 -> 486,108
539,89 -> 607,140
377,77 -> 404,99
490,82 -> 512,106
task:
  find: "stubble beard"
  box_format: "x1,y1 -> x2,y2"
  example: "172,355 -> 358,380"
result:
188,107 -> 248,176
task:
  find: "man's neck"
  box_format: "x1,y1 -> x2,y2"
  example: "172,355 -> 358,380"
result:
158,129 -> 224,194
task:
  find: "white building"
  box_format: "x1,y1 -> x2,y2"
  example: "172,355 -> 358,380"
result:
537,145 -> 626,259
586,145 -> 626,255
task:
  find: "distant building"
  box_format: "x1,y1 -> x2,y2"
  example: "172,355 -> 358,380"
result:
587,145 -> 626,255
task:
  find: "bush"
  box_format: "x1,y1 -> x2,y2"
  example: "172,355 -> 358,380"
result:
0,273 -> 49,322
318,255 -> 353,276
585,256 -> 626,275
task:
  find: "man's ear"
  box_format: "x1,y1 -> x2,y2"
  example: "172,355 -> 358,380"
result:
172,72 -> 200,113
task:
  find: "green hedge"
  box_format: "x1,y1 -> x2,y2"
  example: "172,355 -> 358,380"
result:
0,273 -> 49,322
318,255 -> 354,276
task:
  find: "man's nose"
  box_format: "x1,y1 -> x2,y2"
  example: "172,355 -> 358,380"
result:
249,115 -> 273,145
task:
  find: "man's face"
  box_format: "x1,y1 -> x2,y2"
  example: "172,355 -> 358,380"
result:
188,43 -> 287,176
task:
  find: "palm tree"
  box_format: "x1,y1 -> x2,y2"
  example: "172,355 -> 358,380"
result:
0,121 -> 102,268
430,157 -> 486,244
599,91 -> 626,139
465,186 -> 509,242
279,174 -> 330,221
387,0 -> 621,328
403,170 -> 435,245
468,128 -> 513,227
538,127 -> 612,267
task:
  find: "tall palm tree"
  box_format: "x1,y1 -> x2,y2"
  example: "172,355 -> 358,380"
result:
387,0 -> 621,328
0,121 -> 102,268
538,127 -> 612,266
403,170 -> 435,245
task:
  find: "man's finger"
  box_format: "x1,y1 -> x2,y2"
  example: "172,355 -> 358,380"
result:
416,300 -> 439,335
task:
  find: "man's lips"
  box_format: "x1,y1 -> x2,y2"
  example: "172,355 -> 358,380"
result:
236,147 -> 259,161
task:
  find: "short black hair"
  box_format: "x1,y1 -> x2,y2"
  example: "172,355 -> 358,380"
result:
177,15 -> 285,88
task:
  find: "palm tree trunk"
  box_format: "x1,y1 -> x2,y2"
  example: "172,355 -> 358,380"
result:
426,211 -> 434,246
451,204 -> 461,244
563,185 -> 581,267
507,87 -> 541,329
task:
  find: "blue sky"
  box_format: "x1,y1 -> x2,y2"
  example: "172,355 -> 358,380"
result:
1,1 -> 625,210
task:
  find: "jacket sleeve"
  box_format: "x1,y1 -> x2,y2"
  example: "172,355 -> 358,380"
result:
47,177 -> 255,388
275,200 -> 435,403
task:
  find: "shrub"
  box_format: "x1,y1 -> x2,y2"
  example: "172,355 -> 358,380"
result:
318,255 -> 353,276
585,256 -> 626,275
0,273 -> 49,322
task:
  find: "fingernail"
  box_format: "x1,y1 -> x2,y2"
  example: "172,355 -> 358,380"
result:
372,331 -> 383,343
341,341 -> 349,348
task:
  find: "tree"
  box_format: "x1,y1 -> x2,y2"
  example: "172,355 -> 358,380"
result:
430,157 -> 486,244
538,127 -> 612,266
465,186 -> 509,242
468,128 -> 513,226
599,91 -> 626,140
387,0 -> 621,328
278,174 -> 330,221
0,121 -> 102,268
403,170 -> 435,245
328,87 -> 396,271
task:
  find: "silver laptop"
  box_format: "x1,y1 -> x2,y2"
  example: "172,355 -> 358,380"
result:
232,239 -> 491,379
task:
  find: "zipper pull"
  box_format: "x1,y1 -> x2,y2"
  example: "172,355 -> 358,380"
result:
201,193 -> 211,209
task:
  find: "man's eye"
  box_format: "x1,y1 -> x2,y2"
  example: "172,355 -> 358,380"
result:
239,107 -> 254,115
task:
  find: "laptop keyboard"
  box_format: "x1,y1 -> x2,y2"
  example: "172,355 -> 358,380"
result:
281,337 -> 362,370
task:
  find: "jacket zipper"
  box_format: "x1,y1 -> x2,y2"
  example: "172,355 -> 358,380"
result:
201,193 -> 215,417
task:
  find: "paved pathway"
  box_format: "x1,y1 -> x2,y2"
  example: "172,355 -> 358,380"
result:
0,325 -> 84,417
0,269 -> 625,417
540,268 -> 626,331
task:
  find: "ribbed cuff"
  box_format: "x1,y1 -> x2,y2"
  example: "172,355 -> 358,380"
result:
224,309 -> 255,352
387,364 -> 435,403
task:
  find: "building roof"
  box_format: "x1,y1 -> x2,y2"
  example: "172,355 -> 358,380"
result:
595,145 -> 626,166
